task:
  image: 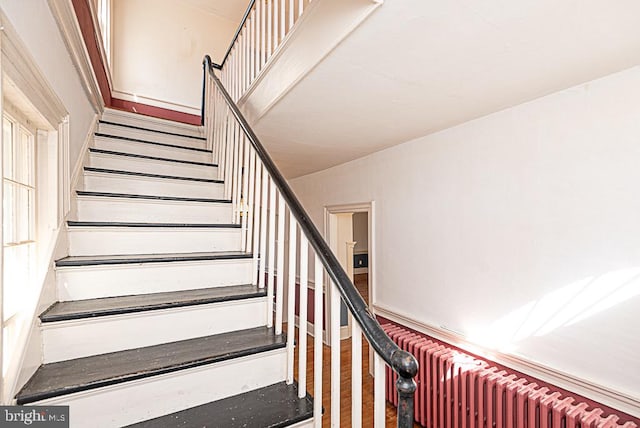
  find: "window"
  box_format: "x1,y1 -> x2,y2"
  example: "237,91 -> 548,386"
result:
3,114 -> 36,321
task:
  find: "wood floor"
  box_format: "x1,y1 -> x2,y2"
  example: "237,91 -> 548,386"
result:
291,273 -> 420,427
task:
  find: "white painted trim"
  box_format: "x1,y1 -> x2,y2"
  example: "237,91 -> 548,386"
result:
373,304 -> 640,418
47,0 -> 104,113
70,114 -> 99,194
111,89 -> 201,116
85,0 -> 113,91
239,0 -> 383,123
0,10 -> 69,126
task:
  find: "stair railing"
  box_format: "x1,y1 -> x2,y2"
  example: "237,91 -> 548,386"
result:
202,54 -> 418,427
205,0 -> 313,103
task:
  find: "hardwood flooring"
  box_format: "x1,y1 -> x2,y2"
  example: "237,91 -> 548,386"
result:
290,272 -> 420,427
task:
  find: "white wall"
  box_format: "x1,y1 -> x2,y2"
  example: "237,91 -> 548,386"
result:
290,66 -> 640,403
112,0 -> 237,113
0,0 -> 96,172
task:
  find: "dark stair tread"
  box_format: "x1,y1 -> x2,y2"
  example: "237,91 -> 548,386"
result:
125,382 -> 313,428
95,132 -> 211,153
40,284 -> 265,322
55,251 -> 252,267
99,120 -> 206,141
15,327 -> 285,404
67,221 -> 241,228
84,166 -> 224,184
89,148 -> 217,168
76,190 -> 231,204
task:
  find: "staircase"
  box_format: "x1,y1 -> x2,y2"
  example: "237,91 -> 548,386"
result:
14,109 -> 314,427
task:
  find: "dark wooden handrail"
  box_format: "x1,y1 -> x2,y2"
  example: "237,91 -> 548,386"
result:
203,54 -> 418,426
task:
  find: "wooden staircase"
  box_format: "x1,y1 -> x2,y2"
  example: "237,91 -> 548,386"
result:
14,110 -> 314,427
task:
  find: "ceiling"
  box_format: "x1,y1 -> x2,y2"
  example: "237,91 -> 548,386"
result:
252,0 -> 640,178
181,0 -> 249,23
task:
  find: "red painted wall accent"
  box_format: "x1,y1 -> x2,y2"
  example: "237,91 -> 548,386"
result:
110,99 -> 201,126
376,316 -> 640,426
70,0 -> 202,126
71,0 -> 111,106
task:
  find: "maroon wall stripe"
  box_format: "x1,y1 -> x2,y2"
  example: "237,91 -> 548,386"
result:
111,99 -> 201,126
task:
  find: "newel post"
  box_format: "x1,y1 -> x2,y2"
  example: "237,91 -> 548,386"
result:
392,350 -> 418,428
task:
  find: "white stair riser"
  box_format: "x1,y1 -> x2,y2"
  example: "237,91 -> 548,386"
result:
83,173 -> 224,199
94,136 -> 211,164
89,152 -> 218,180
68,228 -> 242,255
33,349 -> 286,428
98,123 -> 208,150
42,298 -> 267,363
75,197 -> 232,223
102,109 -> 204,139
57,259 -> 254,300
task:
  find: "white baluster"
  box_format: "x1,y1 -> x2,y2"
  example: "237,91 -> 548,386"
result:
330,280 -> 340,427
286,215 -> 297,384
298,234 -> 308,398
313,254 -> 323,427
260,0 -> 266,67
275,193 -> 285,334
258,163 -> 268,288
252,157 -> 263,285
231,122 -> 240,220
267,177 -> 276,328
289,0 -> 294,31
235,125 -> 244,223
280,0 -> 285,40
267,0 -> 272,59
241,136 -> 250,249
246,149 -> 256,253
298,0 -> 303,17
250,12 -> 256,82
352,320 -> 362,428
273,0 -> 279,50
373,352 -> 386,427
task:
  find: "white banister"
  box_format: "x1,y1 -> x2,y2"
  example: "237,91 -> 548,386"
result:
286,214 -> 297,384
204,49 -> 420,427
275,193 -> 285,335
352,320 -> 362,428
267,177 -> 276,328
258,163 -> 268,288
298,234 -> 309,399
313,254 -> 323,427
373,352 -> 386,427
330,281 -> 340,427
251,156 -> 263,285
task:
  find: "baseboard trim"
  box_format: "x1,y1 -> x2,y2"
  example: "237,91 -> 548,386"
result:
373,304 -> 640,418
112,90 -> 201,117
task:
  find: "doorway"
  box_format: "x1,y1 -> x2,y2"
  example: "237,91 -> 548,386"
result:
324,202 -> 374,343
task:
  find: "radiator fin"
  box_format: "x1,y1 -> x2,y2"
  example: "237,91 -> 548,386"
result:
382,324 -> 637,428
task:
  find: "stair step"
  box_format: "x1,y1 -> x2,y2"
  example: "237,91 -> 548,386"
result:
82,168 -> 224,200
67,222 -> 242,255
41,285 -> 267,362
56,251 -> 254,301
41,284 -> 264,322
55,251 -> 251,267
126,382 -> 314,428
94,134 -> 212,163
89,148 -> 217,168
95,132 -> 210,154
88,148 -> 218,180
75,190 -> 230,204
102,108 -> 204,139
99,120 -> 206,141
16,326 -> 285,405
67,221 -> 239,228
83,167 -> 222,184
